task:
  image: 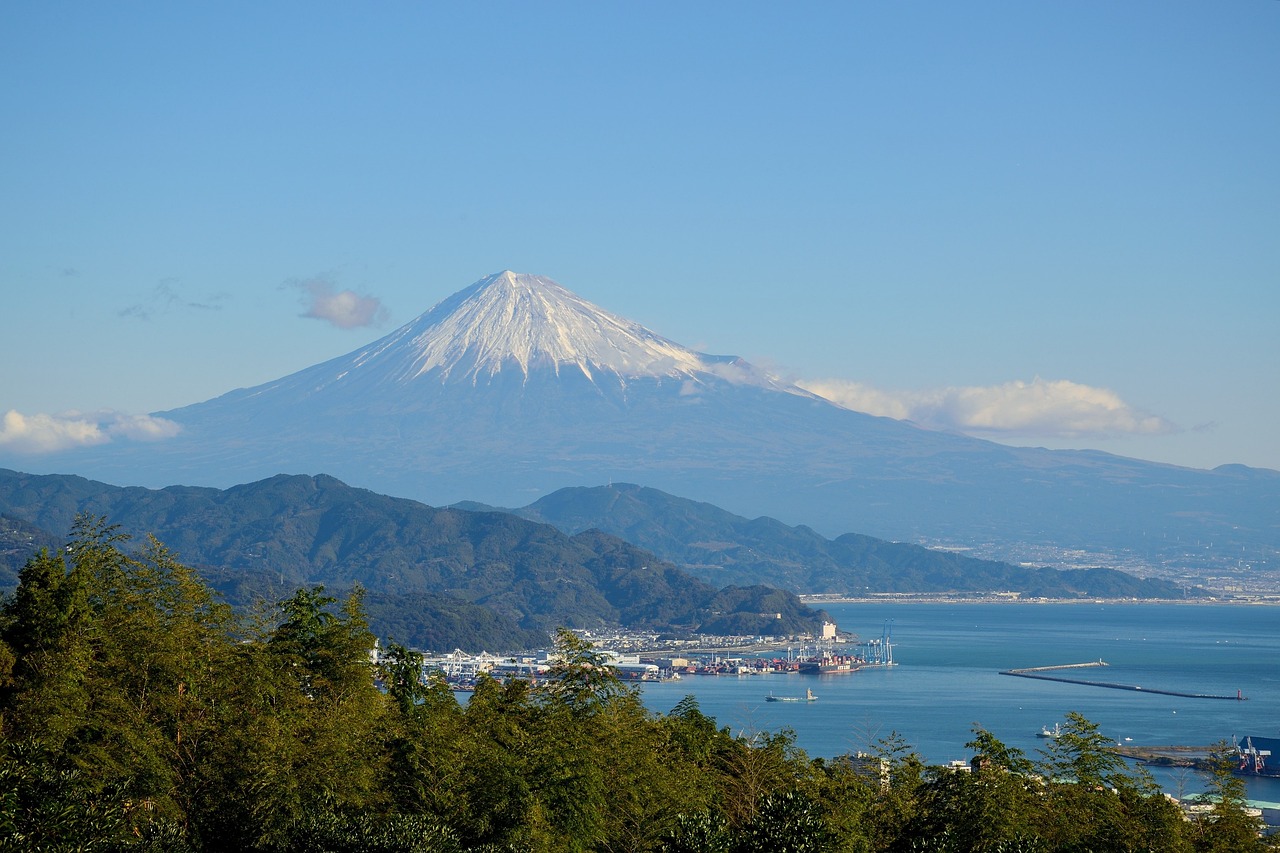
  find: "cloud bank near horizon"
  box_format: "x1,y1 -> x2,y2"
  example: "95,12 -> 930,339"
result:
0,376 -> 1175,456
798,376 -> 1175,439
0,410 -> 181,454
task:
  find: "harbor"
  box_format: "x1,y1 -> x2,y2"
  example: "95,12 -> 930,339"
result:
396,603 -> 1280,803
636,601 -> 1280,804
394,619 -> 898,691
1109,737 -> 1279,780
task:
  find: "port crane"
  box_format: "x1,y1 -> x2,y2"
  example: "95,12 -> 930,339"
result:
1238,736 -> 1271,775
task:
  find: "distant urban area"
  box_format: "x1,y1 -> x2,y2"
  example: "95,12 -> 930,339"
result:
917,538 -> 1280,599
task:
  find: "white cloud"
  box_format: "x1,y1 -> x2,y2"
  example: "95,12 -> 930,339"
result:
0,410 -> 181,454
796,380 -> 914,421
703,361 -> 757,385
103,412 -> 183,442
0,411 -> 106,453
292,277 -> 389,330
798,377 -> 1175,439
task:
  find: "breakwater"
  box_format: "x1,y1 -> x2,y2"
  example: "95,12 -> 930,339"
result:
1009,660 -> 1110,673
1000,662 -> 1247,700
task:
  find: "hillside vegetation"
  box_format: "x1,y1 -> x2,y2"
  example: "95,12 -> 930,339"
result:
0,470 -> 826,650
0,522 -> 1264,852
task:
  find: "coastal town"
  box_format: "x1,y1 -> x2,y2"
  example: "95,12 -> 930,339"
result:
383,619 -> 899,691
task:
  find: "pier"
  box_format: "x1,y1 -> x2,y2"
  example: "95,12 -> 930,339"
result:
1000,662 -> 1246,701
1007,660 -> 1110,673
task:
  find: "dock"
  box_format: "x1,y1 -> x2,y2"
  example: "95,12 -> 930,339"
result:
1000,662 -> 1246,701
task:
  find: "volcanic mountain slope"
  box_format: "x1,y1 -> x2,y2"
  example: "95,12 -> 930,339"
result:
10,270 -> 1277,574
0,468 -> 828,650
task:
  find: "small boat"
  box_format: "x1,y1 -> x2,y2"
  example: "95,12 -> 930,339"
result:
1036,723 -> 1062,739
765,688 -> 818,703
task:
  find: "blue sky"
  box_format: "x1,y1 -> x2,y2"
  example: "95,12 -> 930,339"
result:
2,2 -> 1277,471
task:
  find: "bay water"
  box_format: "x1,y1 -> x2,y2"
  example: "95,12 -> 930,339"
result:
638,602 -> 1280,800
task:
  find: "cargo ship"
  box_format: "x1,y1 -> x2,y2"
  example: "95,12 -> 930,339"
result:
798,653 -> 862,675
765,688 -> 818,702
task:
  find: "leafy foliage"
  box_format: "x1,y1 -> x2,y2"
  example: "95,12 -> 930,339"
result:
0,522 -> 1266,852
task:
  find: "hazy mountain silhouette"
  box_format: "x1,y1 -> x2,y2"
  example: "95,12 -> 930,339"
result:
512,483 -> 1189,599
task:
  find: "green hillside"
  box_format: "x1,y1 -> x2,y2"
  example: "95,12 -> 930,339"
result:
0,469 -> 827,650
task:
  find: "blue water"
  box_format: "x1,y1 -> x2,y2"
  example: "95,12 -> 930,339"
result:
638,602 -> 1280,800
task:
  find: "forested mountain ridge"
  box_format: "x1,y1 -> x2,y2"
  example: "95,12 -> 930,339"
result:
514,483 -> 1190,599
0,468 -> 826,649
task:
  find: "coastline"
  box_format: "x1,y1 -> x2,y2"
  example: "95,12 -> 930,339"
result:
637,602 -> 1280,797
800,594 -> 1280,606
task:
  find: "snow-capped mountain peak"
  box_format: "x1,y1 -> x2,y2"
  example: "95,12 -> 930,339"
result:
354,270 -> 779,388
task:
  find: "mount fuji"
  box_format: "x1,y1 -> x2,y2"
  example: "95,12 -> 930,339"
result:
10,270 -> 1277,575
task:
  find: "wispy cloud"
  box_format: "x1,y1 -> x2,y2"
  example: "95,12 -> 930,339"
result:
119,279 -> 227,321
798,376 -> 1175,439
0,410 -> 181,454
703,359 -> 773,386
290,277 -> 389,330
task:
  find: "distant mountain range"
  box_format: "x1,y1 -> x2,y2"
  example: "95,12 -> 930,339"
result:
5,271 -> 1276,579
506,483 -> 1190,599
2,469 -> 1190,652
0,469 -> 830,651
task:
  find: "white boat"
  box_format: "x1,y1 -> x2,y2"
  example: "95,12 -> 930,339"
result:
1036,723 -> 1063,738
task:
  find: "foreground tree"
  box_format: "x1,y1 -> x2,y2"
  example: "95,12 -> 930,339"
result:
0,523 -> 1267,851
0,546 -> 91,756
189,584 -> 388,851
0,517 -> 233,846
1035,712 -> 1190,853
1189,742 -> 1267,852
905,728 -> 1043,852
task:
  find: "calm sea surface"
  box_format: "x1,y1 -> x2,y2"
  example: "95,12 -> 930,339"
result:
637,602 -> 1280,800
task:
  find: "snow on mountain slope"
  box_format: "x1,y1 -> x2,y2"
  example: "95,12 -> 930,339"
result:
399,270 -> 706,382
281,271 -> 797,394
223,271 -> 807,411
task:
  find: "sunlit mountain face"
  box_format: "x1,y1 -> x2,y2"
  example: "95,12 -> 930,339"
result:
8,270 -> 1276,578
210,270 -> 802,403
